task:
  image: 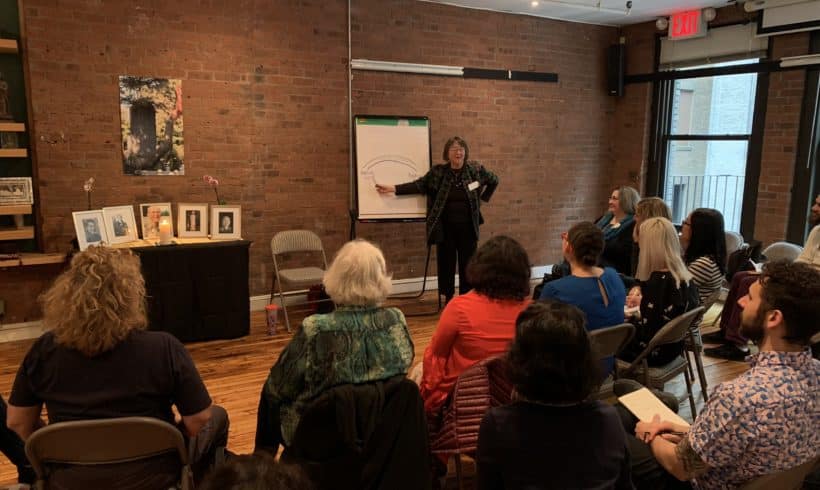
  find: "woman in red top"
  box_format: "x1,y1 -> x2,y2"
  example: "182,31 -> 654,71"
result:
419,235 -> 532,415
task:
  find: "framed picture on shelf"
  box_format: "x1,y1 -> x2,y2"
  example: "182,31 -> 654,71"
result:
211,205 -> 241,240
102,206 -> 139,244
139,202 -> 172,239
72,210 -> 108,251
0,177 -> 33,205
177,203 -> 208,238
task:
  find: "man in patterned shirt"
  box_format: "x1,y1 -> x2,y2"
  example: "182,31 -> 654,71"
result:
631,260 -> 819,489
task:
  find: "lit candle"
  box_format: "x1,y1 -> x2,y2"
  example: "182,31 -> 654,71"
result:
158,217 -> 172,245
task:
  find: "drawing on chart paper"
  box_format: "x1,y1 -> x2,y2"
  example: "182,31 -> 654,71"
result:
354,116 -> 431,220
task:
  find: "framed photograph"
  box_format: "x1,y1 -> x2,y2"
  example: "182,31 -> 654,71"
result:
72,210 -> 108,251
102,206 -> 139,244
211,205 -> 241,240
0,177 -> 33,205
177,203 -> 208,238
139,202 -> 172,239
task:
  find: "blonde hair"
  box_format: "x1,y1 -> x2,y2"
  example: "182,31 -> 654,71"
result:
41,246 -> 147,356
636,217 -> 692,286
323,239 -> 392,306
617,186 -> 641,215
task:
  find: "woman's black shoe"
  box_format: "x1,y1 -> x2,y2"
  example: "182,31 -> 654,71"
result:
704,343 -> 749,361
700,330 -> 725,343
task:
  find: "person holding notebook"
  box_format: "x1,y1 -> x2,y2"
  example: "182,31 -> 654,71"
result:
619,261 -> 820,489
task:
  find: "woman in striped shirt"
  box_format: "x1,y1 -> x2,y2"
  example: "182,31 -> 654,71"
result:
680,208 -> 727,305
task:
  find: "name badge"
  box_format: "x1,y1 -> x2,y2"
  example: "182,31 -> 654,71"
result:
467,181 -> 479,191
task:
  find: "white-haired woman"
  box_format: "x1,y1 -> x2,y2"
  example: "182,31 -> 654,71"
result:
255,239 -> 414,452
618,218 -> 699,367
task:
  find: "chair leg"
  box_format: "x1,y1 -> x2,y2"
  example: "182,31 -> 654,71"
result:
454,454 -> 464,490
683,364 -> 697,417
686,351 -> 695,380
269,272 -> 277,305
692,349 -> 709,402
276,282 -> 291,333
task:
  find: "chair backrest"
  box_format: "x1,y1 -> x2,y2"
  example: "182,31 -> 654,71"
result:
623,307 -> 705,370
590,323 -> 635,361
725,231 -> 745,256
762,241 -> 804,263
739,456 -> 819,490
700,288 -> 723,312
430,356 -> 514,456
271,230 -> 325,255
25,417 -> 190,490
645,306 -> 705,351
283,376 -> 430,490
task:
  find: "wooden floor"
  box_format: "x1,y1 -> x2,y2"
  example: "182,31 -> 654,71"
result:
0,294 -> 747,487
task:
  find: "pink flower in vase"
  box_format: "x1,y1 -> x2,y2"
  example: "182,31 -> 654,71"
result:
202,175 -> 225,204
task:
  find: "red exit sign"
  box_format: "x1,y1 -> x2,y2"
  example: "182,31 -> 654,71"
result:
669,10 -> 707,40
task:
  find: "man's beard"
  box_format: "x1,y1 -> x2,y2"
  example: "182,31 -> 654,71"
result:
740,308 -> 767,344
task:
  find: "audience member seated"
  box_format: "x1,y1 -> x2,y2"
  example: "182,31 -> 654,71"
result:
539,221 -> 626,377
419,235 -> 531,416
0,394 -> 35,484
619,218 -> 699,366
706,194 -> 820,360
620,261 -> 820,489
681,208 -> 727,305
255,239 -> 414,452
796,193 -> 820,268
631,197 -> 672,276
200,453 -> 313,490
476,301 -> 632,490
6,246 -> 228,483
596,185 -> 640,275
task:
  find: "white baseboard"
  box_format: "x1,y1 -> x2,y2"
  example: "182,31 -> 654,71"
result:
250,264 -> 553,312
0,265 -> 554,342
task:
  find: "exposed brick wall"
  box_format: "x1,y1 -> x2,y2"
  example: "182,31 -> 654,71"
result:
351,1 -> 619,273
755,33 -> 810,245
610,22 -> 656,192
4,0 -> 619,320
0,264 -> 65,324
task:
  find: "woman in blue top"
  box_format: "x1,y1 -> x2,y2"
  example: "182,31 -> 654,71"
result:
540,221 -> 626,376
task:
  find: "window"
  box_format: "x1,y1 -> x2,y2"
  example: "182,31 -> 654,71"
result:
659,59 -> 758,232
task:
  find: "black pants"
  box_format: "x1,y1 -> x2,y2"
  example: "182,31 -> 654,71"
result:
614,382 -> 692,490
436,221 -> 476,299
0,395 -> 35,484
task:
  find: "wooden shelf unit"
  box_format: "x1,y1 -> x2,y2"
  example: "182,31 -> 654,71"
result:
0,252 -> 66,268
0,148 -> 27,158
0,225 -> 33,240
0,38 -> 18,54
0,122 -> 25,132
0,204 -> 31,215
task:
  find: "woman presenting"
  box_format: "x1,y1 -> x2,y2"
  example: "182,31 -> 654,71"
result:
376,136 -> 499,304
